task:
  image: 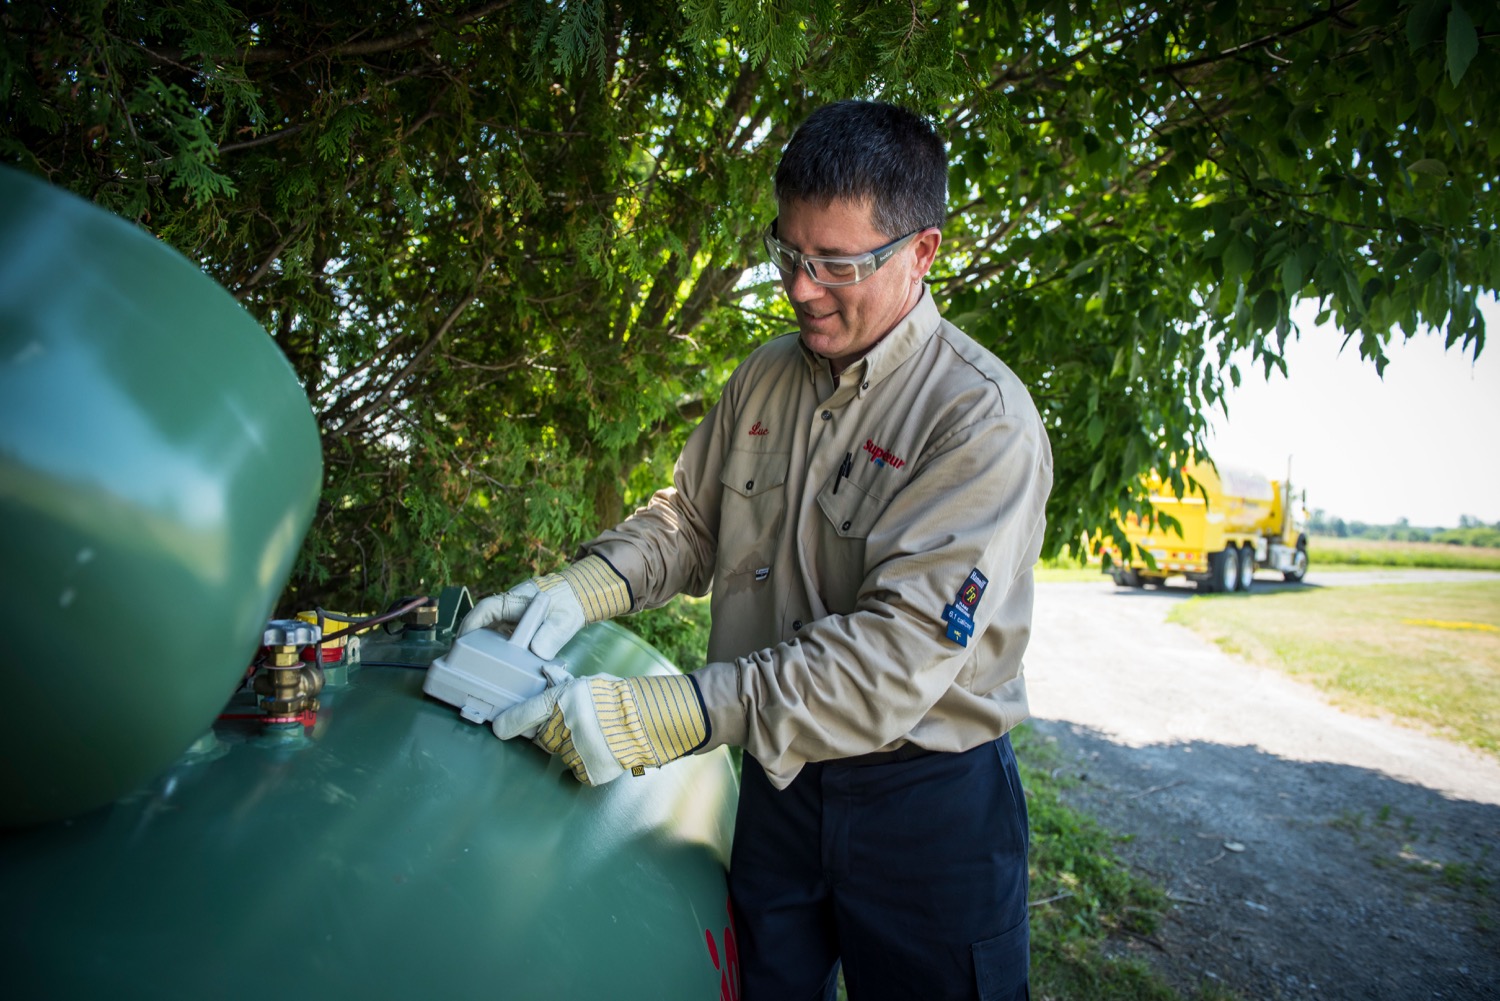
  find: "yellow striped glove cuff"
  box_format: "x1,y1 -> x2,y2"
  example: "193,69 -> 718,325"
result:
591,674 -> 709,777
538,708 -> 589,784
536,555 -> 632,623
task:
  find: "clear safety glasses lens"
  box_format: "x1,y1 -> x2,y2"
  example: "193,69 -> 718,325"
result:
763,228 -> 920,288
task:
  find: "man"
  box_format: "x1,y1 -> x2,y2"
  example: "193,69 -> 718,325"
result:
464,100 -> 1052,1001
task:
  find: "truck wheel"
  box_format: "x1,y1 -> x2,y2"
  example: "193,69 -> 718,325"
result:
1283,542 -> 1309,583
1236,545 -> 1255,592
1112,569 -> 1143,588
1204,548 -> 1238,593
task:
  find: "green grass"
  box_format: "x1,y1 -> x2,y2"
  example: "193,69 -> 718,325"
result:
1037,550 -> 1117,583
1329,803 -> 1494,911
1311,536 -> 1500,571
1168,581 -> 1500,757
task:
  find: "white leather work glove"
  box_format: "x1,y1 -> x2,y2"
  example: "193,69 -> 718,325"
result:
492,670 -> 709,787
457,554 -> 631,660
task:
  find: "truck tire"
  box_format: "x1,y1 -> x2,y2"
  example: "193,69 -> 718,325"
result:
1112,569 -> 1143,588
1283,540 -> 1309,583
1202,548 -> 1239,593
1236,545 -> 1255,592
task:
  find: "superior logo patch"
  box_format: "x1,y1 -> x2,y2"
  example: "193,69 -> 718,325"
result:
941,568 -> 990,647
862,438 -> 906,470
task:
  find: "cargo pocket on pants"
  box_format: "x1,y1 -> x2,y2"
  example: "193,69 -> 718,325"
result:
973,915 -> 1029,1001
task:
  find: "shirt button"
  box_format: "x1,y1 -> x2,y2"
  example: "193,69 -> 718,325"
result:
821,410 -> 832,421
745,480 -> 755,491
793,620 -> 803,630
861,382 -> 870,390
841,520 -> 852,531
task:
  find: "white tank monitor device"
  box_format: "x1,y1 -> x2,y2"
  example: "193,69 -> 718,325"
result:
423,594 -> 557,724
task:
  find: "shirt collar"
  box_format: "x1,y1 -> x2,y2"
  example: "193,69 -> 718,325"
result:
795,288 -> 941,394
856,288 -> 939,394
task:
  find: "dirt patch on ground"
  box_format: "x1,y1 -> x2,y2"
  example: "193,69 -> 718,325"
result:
1025,577 -> 1500,1001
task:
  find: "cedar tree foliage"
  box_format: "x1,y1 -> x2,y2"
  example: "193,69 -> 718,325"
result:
3,0 -> 1495,609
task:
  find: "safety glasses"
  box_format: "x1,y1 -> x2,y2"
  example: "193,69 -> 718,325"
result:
763,220 -> 922,287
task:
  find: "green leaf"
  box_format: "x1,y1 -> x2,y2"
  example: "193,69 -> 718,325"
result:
1253,290 -> 1279,331
1441,187 -> 1472,225
1066,256 -> 1100,281
1222,236 -> 1253,278
1407,157 -> 1449,176
1280,252 -> 1305,299
1201,231 -> 1232,260
1447,1 -> 1479,86
1406,0 -> 1447,51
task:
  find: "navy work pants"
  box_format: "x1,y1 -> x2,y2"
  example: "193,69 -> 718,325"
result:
729,734 -> 1030,1001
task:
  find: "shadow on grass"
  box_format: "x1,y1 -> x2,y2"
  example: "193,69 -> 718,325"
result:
1022,719 -> 1500,1001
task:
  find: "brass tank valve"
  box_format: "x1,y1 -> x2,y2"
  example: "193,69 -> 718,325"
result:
256,620 -> 327,723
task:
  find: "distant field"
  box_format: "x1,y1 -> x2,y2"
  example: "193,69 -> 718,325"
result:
1311,536 -> 1500,571
1169,581 -> 1500,757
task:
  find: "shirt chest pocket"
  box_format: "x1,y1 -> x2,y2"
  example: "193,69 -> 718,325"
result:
717,449 -> 791,579
813,473 -> 888,613
816,475 -> 886,537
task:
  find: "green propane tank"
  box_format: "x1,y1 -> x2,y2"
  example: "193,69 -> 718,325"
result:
0,620 -> 740,1000
0,166 -> 323,826
0,167 -> 742,997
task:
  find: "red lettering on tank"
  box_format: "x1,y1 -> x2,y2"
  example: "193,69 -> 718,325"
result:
705,895 -> 741,1000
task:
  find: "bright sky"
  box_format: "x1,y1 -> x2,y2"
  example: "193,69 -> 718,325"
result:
1205,297 -> 1499,529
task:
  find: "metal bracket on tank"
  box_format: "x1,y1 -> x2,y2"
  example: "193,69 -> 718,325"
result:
435,586 -> 475,636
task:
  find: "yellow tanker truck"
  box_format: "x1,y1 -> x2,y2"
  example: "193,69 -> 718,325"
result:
1105,460 -> 1309,592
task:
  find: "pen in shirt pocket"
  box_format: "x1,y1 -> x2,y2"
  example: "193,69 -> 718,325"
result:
833,451 -> 853,493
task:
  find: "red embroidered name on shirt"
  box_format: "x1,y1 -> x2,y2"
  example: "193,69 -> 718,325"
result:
863,438 -> 906,469
748,422 -> 770,436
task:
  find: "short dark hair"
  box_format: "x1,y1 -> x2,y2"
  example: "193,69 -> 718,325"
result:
774,100 -> 947,238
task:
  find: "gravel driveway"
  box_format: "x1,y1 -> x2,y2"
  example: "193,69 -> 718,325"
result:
1024,571 -> 1500,1000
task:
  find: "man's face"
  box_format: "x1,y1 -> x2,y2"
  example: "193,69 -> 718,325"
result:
775,197 -> 940,376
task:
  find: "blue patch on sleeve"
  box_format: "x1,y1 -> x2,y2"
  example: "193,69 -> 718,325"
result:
943,603 -> 975,646
941,568 -> 990,647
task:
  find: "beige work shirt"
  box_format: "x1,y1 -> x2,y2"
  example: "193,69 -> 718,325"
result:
587,290 -> 1053,788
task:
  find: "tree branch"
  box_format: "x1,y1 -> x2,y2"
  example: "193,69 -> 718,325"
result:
235,222 -> 308,297
333,256 -> 495,436
218,122 -> 307,154
1147,0 -> 1367,77
149,1 -> 515,65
